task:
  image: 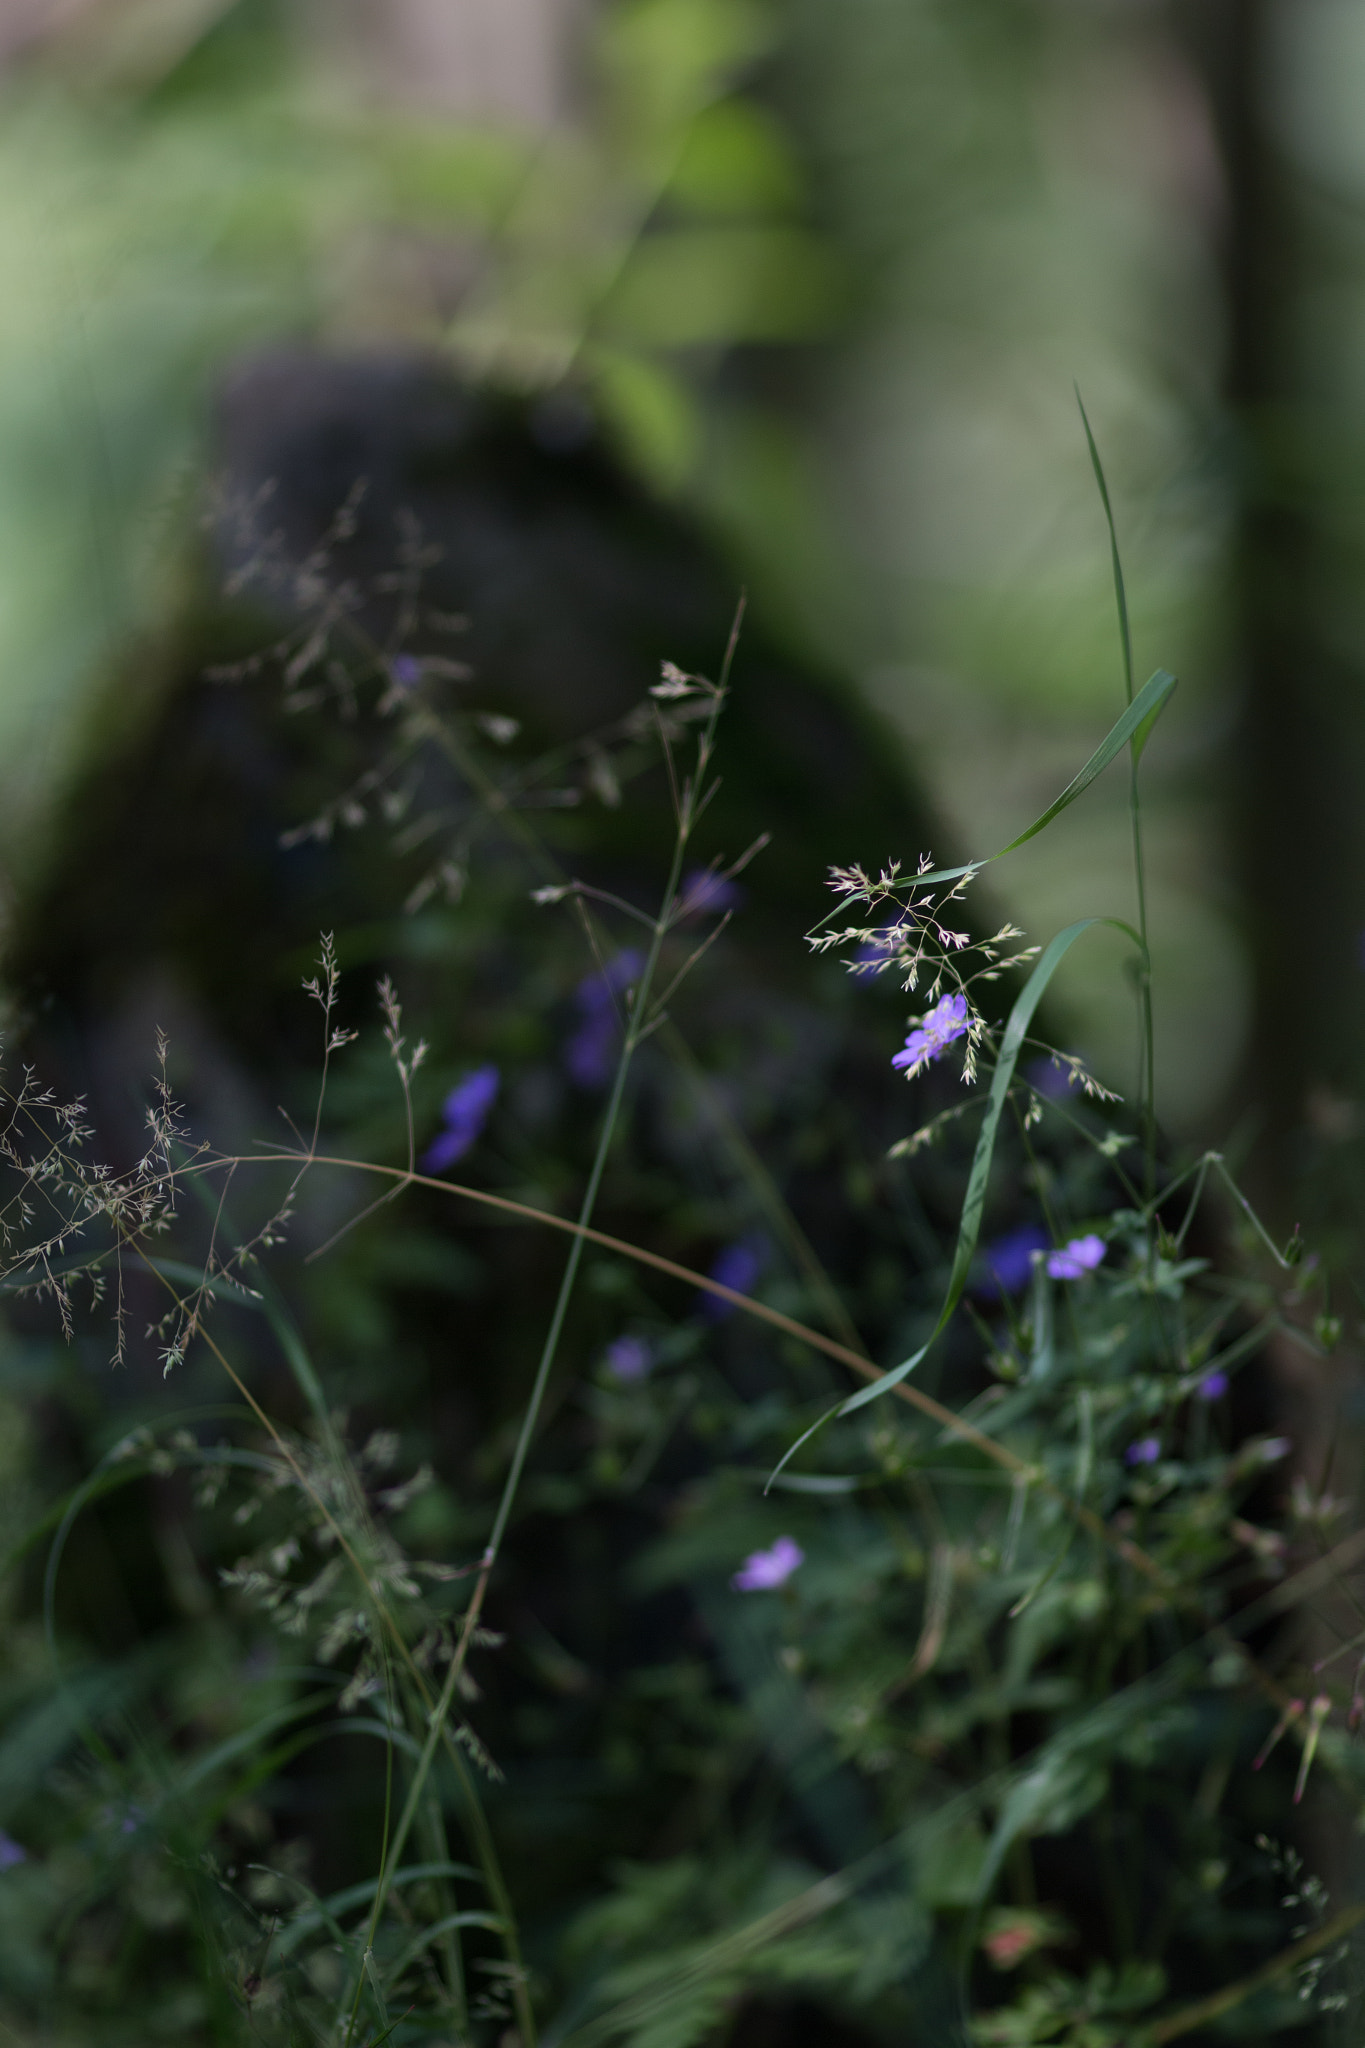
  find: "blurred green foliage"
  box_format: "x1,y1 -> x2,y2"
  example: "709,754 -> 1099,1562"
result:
0,0 -> 843,881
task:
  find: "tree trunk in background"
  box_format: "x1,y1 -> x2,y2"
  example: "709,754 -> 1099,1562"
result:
1189,2 -> 1364,1911
1190,0 -> 1365,1217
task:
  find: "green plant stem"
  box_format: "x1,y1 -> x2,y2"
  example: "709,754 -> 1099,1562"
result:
344,1639 -> 398,2047
663,1020 -> 865,1356
132,1252 -> 524,2045
1129,759 -> 1157,1204
354,663 -> 733,2045
484,688 -> 725,1572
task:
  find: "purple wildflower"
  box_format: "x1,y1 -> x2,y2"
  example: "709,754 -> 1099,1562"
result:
102,1802 -> 146,1836
1197,1369 -> 1229,1401
701,1236 -> 769,1323
853,920 -> 913,975
1025,1056 -> 1079,1099
678,868 -> 741,920
421,1065 -> 499,1173
0,1832 -> 26,1870
732,1535 -> 804,1591
892,993 -> 970,1076
565,950 -> 644,1089
1125,1436 -> 1161,1467
605,1335 -> 653,1383
390,653 -> 422,690
978,1224 -> 1050,1298
1046,1234 -> 1106,1281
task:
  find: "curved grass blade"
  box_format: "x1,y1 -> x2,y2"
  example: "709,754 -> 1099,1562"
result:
385,1910 -> 509,1988
0,1411 -> 258,1583
273,1861 -> 485,1960
900,670 -> 1174,891
1077,386 -> 1135,707
808,668 -> 1176,925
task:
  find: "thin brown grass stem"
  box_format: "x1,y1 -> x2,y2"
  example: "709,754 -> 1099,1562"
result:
203,1147 -> 1172,1588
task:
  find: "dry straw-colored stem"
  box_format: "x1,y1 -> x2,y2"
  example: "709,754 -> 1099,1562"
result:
222,1150 -> 1169,1585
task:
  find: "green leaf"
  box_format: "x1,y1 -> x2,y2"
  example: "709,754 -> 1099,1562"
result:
892,668 -> 1176,897
1077,388 -> 1136,708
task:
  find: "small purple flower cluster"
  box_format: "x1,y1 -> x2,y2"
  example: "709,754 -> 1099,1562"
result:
677,867 -> 741,920
604,1335 -> 653,1382
979,1223 -> 1050,1296
1046,1234 -> 1106,1281
702,1236 -> 769,1323
977,1228 -> 1106,1296
421,1066 -> 499,1173
853,920 -> 913,975
892,993 -> 969,1076
1123,1369 -> 1228,1470
732,1536 -> 804,1591
1025,1056 -> 1080,1099
565,950 -> 644,1089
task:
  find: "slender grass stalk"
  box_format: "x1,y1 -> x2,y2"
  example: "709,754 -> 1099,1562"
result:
343,1636 -> 399,2046
337,618 -> 740,2044
1078,395 -> 1157,1204
133,1255 -> 526,2040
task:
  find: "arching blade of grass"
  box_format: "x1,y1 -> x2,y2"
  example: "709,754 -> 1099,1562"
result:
273,1863 -> 489,1961
1076,391 -> 1135,709
809,667 -> 1175,920
1077,392 -> 1158,1194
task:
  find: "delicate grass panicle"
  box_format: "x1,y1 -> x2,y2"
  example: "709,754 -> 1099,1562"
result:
0,427 -> 1362,2046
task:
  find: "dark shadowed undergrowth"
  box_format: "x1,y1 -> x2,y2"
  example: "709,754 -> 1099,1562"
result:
0,445 -> 1362,2047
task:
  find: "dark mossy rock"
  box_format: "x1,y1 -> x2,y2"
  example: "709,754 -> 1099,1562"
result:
5,349 -> 969,1363
11,351 -> 939,1034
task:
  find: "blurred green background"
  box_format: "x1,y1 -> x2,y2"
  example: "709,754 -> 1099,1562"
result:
0,0 -> 1356,1173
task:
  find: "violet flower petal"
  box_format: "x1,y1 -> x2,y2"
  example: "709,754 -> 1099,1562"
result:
732,1535 -> 804,1591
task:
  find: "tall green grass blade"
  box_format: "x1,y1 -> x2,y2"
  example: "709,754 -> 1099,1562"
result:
1076,387 -> 1135,705
813,669 -> 1175,909
1076,394 -> 1158,1193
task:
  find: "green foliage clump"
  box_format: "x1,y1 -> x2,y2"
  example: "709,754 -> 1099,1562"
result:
0,461 -> 1359,2048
